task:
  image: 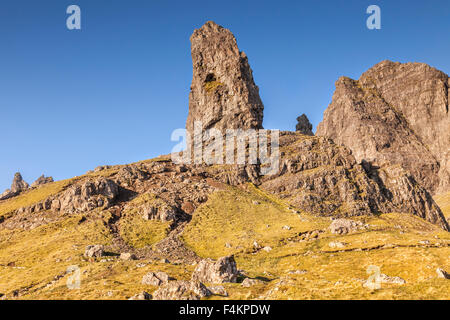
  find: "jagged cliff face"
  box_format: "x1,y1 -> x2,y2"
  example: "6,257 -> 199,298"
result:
317,61 -> 450,195
186,21 -> 264,138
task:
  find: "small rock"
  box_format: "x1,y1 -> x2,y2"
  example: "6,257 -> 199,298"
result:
288,270 -> 307,275
225,243 -> 232,248
262,246 -> 272,252
208,285 -> 228,296
84,245 -> 105,258
252,200 -> 260,205
160,258 -> 170,264
142,271 -> 172,286
282,225 -> 291,230
128,291 -> 152,300
328,241 -> 347,248
242,278 -> 263,287
120,252 -> 137,261
436,268 -> 450,279
329,219 -> 361,235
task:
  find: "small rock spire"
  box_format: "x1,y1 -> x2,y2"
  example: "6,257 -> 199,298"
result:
295,114 -> 314,136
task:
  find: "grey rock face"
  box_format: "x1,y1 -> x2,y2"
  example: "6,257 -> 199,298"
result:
186,21 -> 264,141
317,60 -> 450,195
295,114 -> 314,136
191,255 -> 238,284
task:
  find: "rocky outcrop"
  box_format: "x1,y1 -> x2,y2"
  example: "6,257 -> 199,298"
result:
0,173 -> 29,201
31,175 -> 53,188
316,60 -> 450,195
295,114 -> 314,135
16,177 -> 119,215
186,21 -> 264,141
191,255 -> 238,283
260,132 -> 449,231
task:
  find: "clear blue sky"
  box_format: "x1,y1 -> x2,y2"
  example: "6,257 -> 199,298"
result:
1,0 -> 449,191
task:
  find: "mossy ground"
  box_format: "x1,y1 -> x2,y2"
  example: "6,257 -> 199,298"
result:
119,193 -> 170,248
0,184 -> 449,300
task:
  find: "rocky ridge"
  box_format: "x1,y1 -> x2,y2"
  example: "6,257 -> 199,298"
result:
317,60 -> 450,195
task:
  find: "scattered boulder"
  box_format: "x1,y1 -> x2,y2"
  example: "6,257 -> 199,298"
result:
208,285 -> 228,296
152,280 -> 211,300
363,273 -> 406,289
242,278 -> 263,287
328,241 -> 347,248
141,271 -> 172,286
436,268 -> 450,279
128,291 -> 152,300
30,175 -> 53,188
192,256 -> 238,284
84,245 -> 105,258
119,253 -> 137,261
329,219 -> 362,235
295,114 -> 314,136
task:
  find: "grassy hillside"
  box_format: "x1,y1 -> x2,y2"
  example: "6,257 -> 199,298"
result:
1,183 -> 449,300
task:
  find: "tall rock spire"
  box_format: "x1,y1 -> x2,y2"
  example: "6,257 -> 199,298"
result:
186,21 -> 264,138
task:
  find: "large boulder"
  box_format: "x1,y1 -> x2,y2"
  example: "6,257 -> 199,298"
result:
191,255 -> 238,284
84,245 -> 105,258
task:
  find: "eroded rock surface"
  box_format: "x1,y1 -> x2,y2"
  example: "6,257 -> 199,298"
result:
317,60 -> 450,195
31,175 -> 53,188
186,21 -> 264,142
0,172 -> 29,200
